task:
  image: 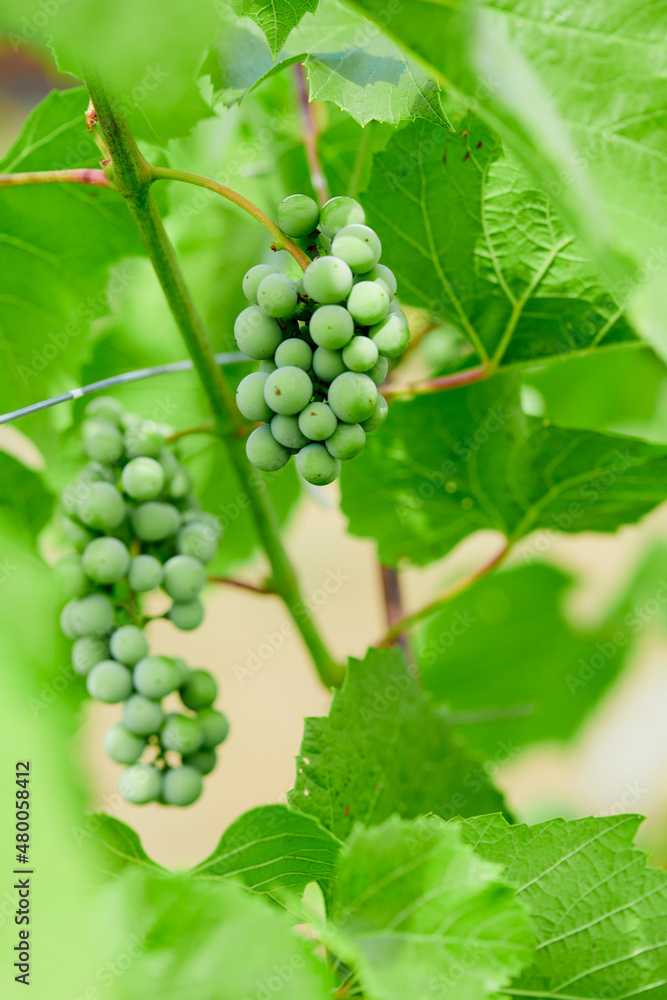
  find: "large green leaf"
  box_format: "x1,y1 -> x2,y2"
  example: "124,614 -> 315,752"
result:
234,0 -> 320,54
330,816 -> 535,1000
192,804 -> 341,893
459,813 -> 667,1000
289,646 -> 506,840
341,373 -> 667,566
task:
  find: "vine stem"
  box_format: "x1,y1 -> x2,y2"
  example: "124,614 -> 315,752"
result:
380,541 -> 511,644
0,168 -> 111,189
293,63 -> 330,207
208,576 -> 275,596
165,422 -> 215,443
85,72 -> 344,689
383,362 -> 492,398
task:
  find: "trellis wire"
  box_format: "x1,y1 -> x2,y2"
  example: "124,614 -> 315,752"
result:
0,353 -> 250,426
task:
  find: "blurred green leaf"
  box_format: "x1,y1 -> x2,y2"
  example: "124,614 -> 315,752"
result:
232,0 -> 320,55
91,814 -> 164,879
0,450 -> 53,544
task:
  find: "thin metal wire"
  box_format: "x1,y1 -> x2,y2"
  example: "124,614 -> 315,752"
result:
0,352 -> 250,426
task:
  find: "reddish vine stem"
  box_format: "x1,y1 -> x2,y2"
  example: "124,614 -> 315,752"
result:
293,63 -> 330,207
0,168 -> 111,189
383,362 -> 492,398
208,576 -> 275,596
165,422 -> 215,443
379,565 -> 418,678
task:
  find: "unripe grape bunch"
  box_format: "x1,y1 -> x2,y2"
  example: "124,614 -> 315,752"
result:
55,396 -> 229,807
235,195 -> 409,486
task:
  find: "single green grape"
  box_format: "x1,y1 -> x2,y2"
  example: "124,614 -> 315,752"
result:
172,656 -> 191,686
131,502 -> 181,542
128,554 -> 164,592
83,422 -> 124,464
295,443 -> 341,486
197,708 -> 230,747
341,335 -> 379,373
122,695 -> 165,736
59,601 -> 79,640
256,273 -> 298,318
180,668 -> 218,710
162,555 -> 206,602
242,263 -> 278,303
183,748 -> 217,774
368,355 -> 389,387
103,724 -> 146,765
124,421 -> 164,460
72,636 -> 109,676
161,765 -> 203,807
166,464 -> 191,500
121,456 -> 166,500
61,515 -> 95,552
347,281 -> 390,326
234,306 -> 283,360
319,196 -> 365,238
270,414 -> 309,450
168,599 -> 205,631
77,482 -> 126,531
357,263 -> 397,298
81,536 -> 131,585
263,366 -> 313,416
312,346 -> 348,383
298,402 -> 338,441
246,425 -> 291,471
54,553 -> 88,600
331,224 -> 382,274
325,422 -> 366,460
118,763 -> 161,805
276,194 -> 319,238
133,655 -> 181,699
259,359 -> 277,374
302,257 -> 353,304
161,713 -> 204,755
369,308 -> 410,358
109,625 -> 149,666
274,338 -> 313,371
361,393 -> 389,432
85,396 -> 124,426
66,593 -> 115,637
176,523 -> 218,565
309,305 -> 354,350
327,372 -> 378,423
86,660 -> 134,703
236,372 -> 274,423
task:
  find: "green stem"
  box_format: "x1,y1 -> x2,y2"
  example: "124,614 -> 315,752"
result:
86,73 -> 343,689
165,422 -> 215,443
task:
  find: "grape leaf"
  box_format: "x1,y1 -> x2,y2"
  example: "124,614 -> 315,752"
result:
90,814 -> 163,879
419,563 -> 631,756
329,815 -> 535,1000
340,372 -> 667,566
0,88 -> 143,412
459,813 -> 667,1000
192,804 -> 340,893
361,114 -> 633,365
0,450 -> 53,544
289,646 -> 506,841
234,0 -> 320,55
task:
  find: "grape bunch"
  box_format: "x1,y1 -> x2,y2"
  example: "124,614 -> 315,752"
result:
234,195 -> 409,486
54,396 -> 228,807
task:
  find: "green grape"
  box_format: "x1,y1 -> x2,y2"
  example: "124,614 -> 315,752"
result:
246,425 -> 291,471
180,668 -> 218,710
67,593 -> 115,637
168,599 -> 205,631
167,465 -> 192,500
77,482 -> 126,531
236,372 -> 274,423
103,724 -> 146,765
298,402 -> 338,441
319,196 -> 365,238
234,306 -> 283,360
54,553 -> 88,599
361,393 -> 389,432
162,555 -> 206,602
72,636 -> 109,676
59,601 -> 78,640
263,366 -> 313,416
256,273 -> 298,318
302,256 -> 353,304
312,346 -> 347,383
118,763 -> 161,804
122,695 -> 165,736
157,449 -> 180,484
274,338 -> 312,371
358,263 -> 397,298
295,443 -> 341,486
368,355 -> 389,387
83,422 -> 124,464
270,414 -> 309,450
161,765 -> 203,807
82,536 -> 131,584
347,281 -> 390,326
327,372 -> 378,423
309,305 -> 354,350
172,656 -> 191,686
369,308 -> 410,358
341,335 -> 379,373
183,748 -> 217,775
133,655 -> 181,699
61,515 -> 95,551
242,264 -> 278,303
325,422 -> 366,460
86,660 -> 133,703
276,194 -> 319,238
85,396 -> 124,426
183,509 -> 222,539
161,713 -> 204,754
124,421 -> 165,460
109,625 -> 149,666
121,456 -> 166,500
331,224 -> 382,274
82,461 -> 117,485
131,502 -> 181,542
197,708 -> 230,747
128,554 -> 163,592
176,523 -> 218,565
259,359 -> 277,374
